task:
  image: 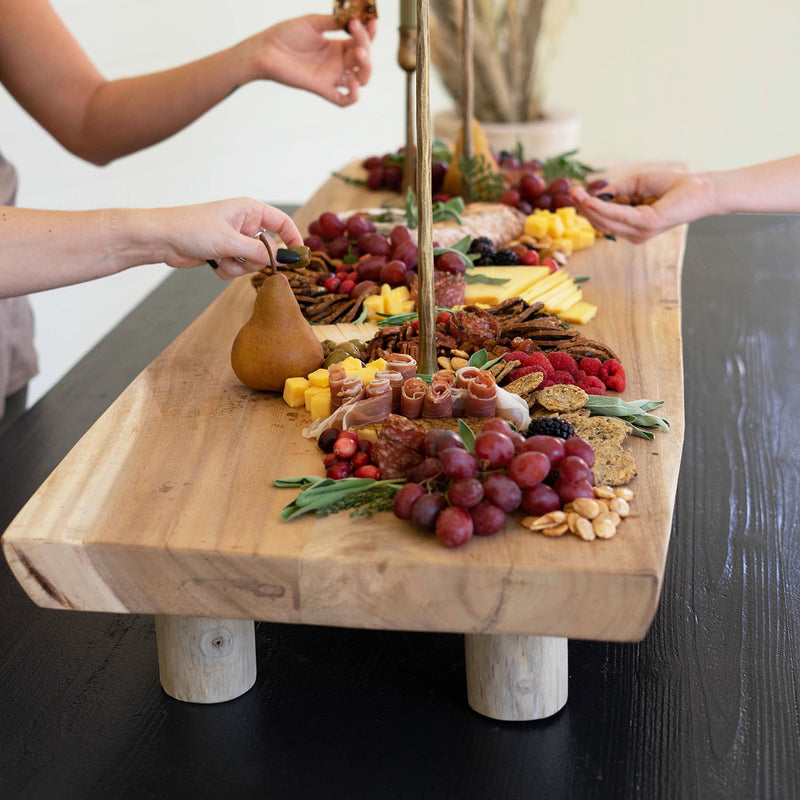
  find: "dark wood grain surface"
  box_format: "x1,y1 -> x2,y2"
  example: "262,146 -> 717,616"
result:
1,214 -> 798,799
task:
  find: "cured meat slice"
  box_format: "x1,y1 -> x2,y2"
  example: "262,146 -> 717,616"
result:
384,353 -> 418,380
400,376 -> 427,419
372,414 -> 426,479
328,363 -> 348,410
336,375 -> 366,407
449,308 -> 501,346
455,366 -> 483,389
374,369 -> 404,412
464,370 -> 497,418
422,378 -> 453,418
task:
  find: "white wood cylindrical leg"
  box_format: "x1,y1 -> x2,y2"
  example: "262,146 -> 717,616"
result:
465,633 -> 568,721
155,615 -> 256,703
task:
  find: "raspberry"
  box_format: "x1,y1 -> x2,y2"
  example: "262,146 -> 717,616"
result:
579,357 -> 602,377
506,365 -> 538,383
552,369 -> 576,385
547,351 -> 578,375
539,377 -> 556,388
502,350 -> 531,365
527,351 -> 555,378
578,375 -> 607,395
599,358 -> 626,392
573,369 -> 586,383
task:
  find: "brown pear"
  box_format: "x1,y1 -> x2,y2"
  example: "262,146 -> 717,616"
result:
230,272 -> 324,391
442,117 -> 504,199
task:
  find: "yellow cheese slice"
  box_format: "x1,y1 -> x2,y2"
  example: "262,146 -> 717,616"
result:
560,300 -> 598,324
520,269 -> 568,302
464,265 -> 550,305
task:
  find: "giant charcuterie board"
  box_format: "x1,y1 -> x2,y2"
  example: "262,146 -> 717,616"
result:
2,167 -> 685,643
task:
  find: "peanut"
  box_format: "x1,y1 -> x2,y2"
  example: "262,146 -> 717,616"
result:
593,485 -> 616,500
609,497 -> 630,518
593,516 -> 617,539
614,487 -> 635,502
572,497 -> 601,519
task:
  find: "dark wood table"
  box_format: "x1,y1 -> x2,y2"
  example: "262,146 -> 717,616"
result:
1,213 -> 798,799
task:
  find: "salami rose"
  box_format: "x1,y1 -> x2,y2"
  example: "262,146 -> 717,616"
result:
400,376 -> 427,419
385,353 -> 418,381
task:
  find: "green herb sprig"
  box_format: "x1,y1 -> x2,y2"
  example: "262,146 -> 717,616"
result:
584,396 -> 670,440
404,188 -> 465,228
274,476 -> 404,520
332,171 -> 367,187
375,306 -> 455,328
458,154 -> 507,202
542,150 -> 600,184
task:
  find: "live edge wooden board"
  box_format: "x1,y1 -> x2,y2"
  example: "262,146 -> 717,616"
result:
3,169 -> 685,713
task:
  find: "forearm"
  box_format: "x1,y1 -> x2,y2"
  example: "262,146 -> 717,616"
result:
0,207 -> 159,297
702,155 -> 800,215
77,44 -> 258,165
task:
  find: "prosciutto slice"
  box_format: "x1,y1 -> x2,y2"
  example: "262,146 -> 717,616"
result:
328,363 -> 348,411
302,378 -> 393,439
384,353 -> 418,381
374,369 -> 404,412
423,373 -> 454,418
455,366 -> 483,390
463,370 -> 497,418
336,375 -> 366,408
400,377 -> 428,419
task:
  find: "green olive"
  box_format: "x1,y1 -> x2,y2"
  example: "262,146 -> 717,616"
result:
289,245 -> 311,269
336,341 -> 363,358
320,339 -> 338,355
323,349 -> 350,368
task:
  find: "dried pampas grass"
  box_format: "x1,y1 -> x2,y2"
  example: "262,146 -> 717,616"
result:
430,0 -> 573,123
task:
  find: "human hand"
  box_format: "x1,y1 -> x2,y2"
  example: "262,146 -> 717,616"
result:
246,14 -> 377,106
154,198 -> 303,280
569,170 -> 717,243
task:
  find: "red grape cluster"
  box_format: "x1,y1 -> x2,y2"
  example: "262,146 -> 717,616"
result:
495,152 -> 610,216
391,419 -> 595,548
318,428 -> 380,480
305,212 -> 419,298
361,150 -> 448,195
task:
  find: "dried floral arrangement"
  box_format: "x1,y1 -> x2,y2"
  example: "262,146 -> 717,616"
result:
430,0 -> 573,123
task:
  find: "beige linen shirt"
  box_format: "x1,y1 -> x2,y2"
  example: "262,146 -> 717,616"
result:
0,150 -> 39,416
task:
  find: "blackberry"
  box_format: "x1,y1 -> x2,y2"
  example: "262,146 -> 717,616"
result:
469,236 -> 494,255
527,416 -> 575,439
491,248 -> 520,266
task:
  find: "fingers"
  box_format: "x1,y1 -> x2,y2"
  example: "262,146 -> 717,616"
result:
258,206 -> 303,247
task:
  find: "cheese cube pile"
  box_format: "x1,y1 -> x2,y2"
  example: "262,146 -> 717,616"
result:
523,207 -> 597,255
283,356 -> 387,420
363,284 -> 414,322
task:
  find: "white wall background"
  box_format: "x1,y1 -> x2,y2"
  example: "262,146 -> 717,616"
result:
2,0 -> 799,405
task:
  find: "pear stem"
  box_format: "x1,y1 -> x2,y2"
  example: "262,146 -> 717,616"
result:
259,233 -> 277,275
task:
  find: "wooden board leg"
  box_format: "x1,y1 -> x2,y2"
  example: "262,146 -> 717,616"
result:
155,615 -> 256,703
464,633 -> 568,721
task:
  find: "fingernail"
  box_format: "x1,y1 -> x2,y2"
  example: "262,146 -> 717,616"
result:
603,234 -> 617,242
597,193 -> 615,201
206,259 -> 219,269
276,248 -> 302,264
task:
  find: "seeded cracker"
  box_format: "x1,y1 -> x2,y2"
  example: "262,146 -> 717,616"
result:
504,370 -> 544,397
490,359 -> 520,383
592,445 -> 637,486
535,384 -> 589,413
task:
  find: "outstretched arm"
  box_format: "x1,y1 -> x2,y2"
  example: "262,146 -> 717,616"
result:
0,199 -> 302,298
570,155 -> 800,243
0,0 -> 376,165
